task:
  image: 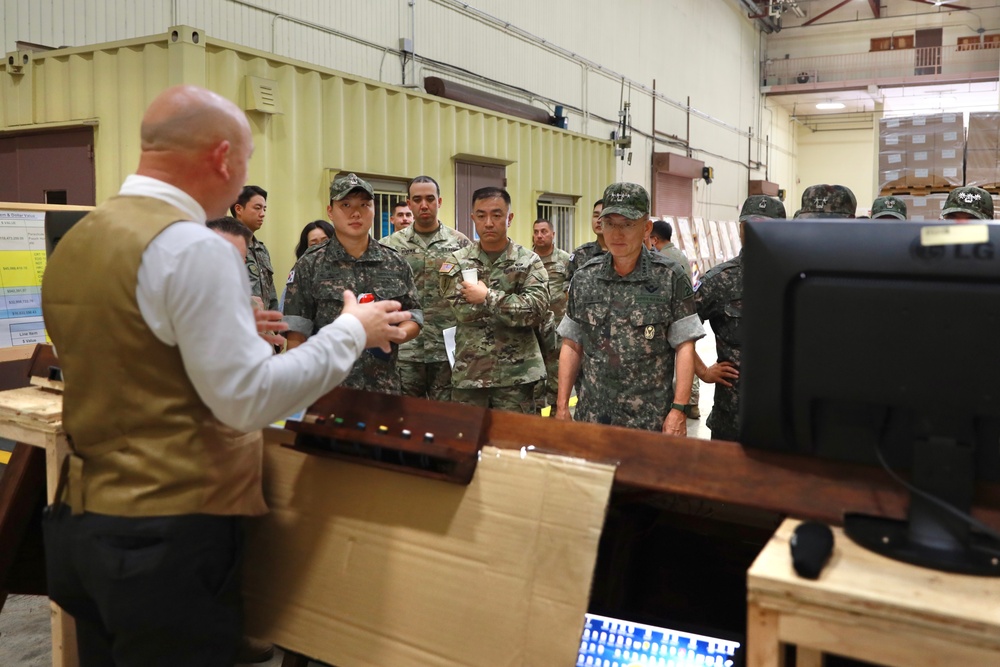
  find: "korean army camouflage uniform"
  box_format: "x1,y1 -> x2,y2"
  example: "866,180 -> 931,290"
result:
695,253 -> 744,440
656,241 -> 699,408
380,224 -> 471,401
795,184 -> 857,219
566,241 -> 606,283
283,235 -> 424,394
558,248 -> 704,432
246,236 -> 279,310
942,186 -> 995,219
535,246 -> 571,407
871,195 -> 907,220
439,241 -> 549,414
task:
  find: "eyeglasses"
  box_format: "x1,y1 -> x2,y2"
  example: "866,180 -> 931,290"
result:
600,218 -> 643,232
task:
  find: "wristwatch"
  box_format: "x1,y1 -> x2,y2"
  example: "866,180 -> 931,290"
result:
670,402 -> 691,416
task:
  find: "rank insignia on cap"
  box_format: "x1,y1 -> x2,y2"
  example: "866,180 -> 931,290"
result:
960,192 -> 982,203
439,262 -> 455,273
758,200 -> 768,209
644,325 -> 655,340
886,200 -> 895,208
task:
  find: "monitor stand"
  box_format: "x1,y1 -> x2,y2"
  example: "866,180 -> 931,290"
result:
844,436 -> 1000,576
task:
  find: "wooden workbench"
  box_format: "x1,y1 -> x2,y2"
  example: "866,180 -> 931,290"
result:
747,519 -> 1000,667
0,385 -> 76,667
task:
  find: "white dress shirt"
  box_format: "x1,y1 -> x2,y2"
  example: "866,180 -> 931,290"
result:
124,175 -> 366,432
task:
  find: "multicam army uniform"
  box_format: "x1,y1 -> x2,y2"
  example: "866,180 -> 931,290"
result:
566,241 -> 606,284
283,235 -> 423,394
695,252 -> 743,440
380,224 -> 471,401
535,246 -> 571,407
246,236 -> 279,310
558,248 -> 704,432
439,241 -> 549,414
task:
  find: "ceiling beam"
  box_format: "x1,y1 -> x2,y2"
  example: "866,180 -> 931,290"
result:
803,0 -> 855,27
869,0 -> 881,19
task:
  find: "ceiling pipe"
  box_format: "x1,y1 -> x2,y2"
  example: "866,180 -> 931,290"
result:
739,0 -> 779,34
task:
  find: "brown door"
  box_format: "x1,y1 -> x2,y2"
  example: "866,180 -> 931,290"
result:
654,172 -> 694,218
915,28 -> 942,76
454,161 -> 506,240
0,128 -> 95,205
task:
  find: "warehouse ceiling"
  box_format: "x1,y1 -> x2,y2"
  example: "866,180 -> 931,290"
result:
744,0 -> 1000,28
767,80 -> 1000,117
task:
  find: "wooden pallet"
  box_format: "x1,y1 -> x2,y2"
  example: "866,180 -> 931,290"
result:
879,187 -> 953,197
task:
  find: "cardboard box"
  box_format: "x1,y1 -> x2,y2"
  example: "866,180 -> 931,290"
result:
243,443 -> 616,667
966,149 -> 1000,188
968,112 -> 1000,151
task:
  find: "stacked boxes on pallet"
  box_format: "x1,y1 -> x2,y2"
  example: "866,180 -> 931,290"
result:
878,113 -> 965,192
878,117 -> 908,190
966,112 -> 1000,189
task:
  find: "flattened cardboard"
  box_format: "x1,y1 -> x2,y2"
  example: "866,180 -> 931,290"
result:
243,444 -> 616,667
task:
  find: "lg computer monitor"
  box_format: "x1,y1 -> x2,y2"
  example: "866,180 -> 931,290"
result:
740,219 -> 1000,575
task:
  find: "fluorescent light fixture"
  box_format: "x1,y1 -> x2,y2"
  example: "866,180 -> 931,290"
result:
816,101 -> 846,110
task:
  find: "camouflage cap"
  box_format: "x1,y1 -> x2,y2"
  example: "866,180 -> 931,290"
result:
329,173 -> 375,201
941,186 -> 994,220
738,195 -> 786,222
600,182 -> 650,220
795,184 -> 857,219
871,195 -> 907,220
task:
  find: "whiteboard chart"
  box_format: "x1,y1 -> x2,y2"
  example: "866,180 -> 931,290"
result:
0,209 -> 47,347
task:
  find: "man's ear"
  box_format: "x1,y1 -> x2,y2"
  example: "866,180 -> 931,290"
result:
210,140 -> 232,179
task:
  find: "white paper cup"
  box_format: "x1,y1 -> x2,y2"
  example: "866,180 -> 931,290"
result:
461,268 -> 478,284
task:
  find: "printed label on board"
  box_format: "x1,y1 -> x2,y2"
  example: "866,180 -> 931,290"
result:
921,224 -> 989,246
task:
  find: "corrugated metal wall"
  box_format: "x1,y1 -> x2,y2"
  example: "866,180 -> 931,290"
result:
0,29 -> 613,284
2,0 -> 794,222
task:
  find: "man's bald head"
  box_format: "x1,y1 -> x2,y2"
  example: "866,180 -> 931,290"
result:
141,85 -> 249,153
136,85 -> 253,218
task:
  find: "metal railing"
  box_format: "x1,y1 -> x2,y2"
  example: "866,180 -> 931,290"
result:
763,44 -> 1000,88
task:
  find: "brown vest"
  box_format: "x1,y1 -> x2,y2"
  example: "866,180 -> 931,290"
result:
42,195 -> 266,517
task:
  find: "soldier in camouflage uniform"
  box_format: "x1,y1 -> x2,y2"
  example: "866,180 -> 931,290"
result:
531,219 -> 571,410
649,219 -> 702,417
566,199 -> 608,283
231,185 -> 280,310
556,183 -> 704,434
794,184 -> 857,219
694,195 -> 785,441
284,173 -> 424,394
440,187 -> 549,414
871,195 -> 907,220
381,176 -> 471,401
941,185 -> 994,221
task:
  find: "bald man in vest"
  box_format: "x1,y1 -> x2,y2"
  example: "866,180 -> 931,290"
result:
41,85 -> 411,666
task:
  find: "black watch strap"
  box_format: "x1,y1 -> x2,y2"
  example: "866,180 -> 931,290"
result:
670,402 -> 690,416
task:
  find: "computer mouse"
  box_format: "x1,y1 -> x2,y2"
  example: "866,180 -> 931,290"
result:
790,521 -> 834,579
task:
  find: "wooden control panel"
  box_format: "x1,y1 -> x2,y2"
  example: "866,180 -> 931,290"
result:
284,387 -> 489,484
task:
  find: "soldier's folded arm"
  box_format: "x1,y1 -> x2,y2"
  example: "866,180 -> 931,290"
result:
485,262 -> 550,328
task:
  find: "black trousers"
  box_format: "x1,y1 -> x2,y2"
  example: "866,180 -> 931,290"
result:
43,508 -> 244,667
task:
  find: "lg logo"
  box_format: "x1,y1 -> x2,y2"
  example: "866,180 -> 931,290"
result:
911,240 -> 995,260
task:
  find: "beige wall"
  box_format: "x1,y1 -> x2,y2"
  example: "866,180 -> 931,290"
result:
793,124 -> 876,216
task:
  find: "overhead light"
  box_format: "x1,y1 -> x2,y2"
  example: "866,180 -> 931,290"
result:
816,101 -> 846,110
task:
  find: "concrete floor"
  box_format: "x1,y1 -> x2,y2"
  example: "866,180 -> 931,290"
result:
0,329 -> 720,665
